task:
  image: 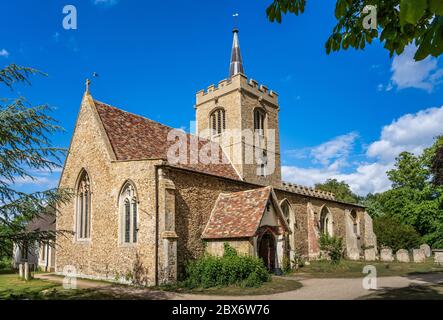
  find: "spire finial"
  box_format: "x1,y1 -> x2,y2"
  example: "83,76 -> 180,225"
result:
233,12 -> 239,31
229,14 -> 245,78
85,78 -> 91,94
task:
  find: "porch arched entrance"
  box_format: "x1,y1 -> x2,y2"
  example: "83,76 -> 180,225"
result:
258,231 -> 276,271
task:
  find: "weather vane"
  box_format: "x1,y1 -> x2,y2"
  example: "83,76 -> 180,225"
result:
85,72 -> 99,94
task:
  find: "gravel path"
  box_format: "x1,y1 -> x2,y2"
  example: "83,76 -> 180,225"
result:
173,273 -> 443,300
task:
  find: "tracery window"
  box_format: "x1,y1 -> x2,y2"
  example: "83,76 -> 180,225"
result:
120,182 -> 138,244
77,170 -> 91,239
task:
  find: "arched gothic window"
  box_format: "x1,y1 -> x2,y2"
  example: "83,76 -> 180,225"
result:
210,108 -> 226,135
254,108 -> 266,135
351,210 -> 359,235
76,170 -> 91,239
120,182 -> 138,244
282,202 -> 291,226
319,206 -> 333,236
280,200 -> 295,253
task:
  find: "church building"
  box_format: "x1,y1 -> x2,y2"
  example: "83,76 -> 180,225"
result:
56,29 -> 377,285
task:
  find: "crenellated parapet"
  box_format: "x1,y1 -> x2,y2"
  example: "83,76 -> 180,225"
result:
196,73 -> 279,108
281,181 -> 336,200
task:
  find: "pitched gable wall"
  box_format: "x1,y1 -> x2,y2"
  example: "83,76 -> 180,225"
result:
56,96 -> 160,285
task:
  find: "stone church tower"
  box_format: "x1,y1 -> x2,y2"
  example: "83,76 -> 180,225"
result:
195,29 -> 282,186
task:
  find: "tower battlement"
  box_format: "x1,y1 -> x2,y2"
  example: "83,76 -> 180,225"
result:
196,73 -> 279,107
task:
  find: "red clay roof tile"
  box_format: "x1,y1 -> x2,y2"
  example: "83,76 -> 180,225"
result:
93,100 -> 240,180
202,187 -> 272,239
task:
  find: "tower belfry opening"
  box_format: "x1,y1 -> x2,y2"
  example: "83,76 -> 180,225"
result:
196,28 -> 282,187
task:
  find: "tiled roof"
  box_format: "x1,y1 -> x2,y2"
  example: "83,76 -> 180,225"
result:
94,100 -> 240,180
202,187 -> 272,239
26,213 -> 56,232
281,181 -> 336,200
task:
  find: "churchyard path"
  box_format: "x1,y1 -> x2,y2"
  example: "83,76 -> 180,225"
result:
34,272 -> 443,300
173,273 -> 443,300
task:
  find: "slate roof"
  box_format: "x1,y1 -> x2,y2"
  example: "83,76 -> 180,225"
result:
94,100 -> 240,180
202,187 -> 272,239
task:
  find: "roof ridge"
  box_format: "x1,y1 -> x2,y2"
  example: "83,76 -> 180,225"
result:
94,99 -> 210,142
222,186 -> 271,197
93,99 -> 181,130
92,98 -> 240,180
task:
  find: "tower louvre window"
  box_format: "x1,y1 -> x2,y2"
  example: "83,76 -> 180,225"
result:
210,108 -> 226,136
254,108 -> 265,135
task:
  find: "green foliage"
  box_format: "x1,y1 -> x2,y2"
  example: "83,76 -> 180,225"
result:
387,152 -> 429,189
373,216 -> 421,251
0,65 -> 72,256
223,242 -> 237,258
266,0 -> 443,61
315,179 -> 360,204
0,64 -> 43,88
362,137 -> 443,249
0,257 -> 11,270
281,254 -> 291,273
431,139 -> 443,186
183,244 -> 270,289
319,234 -> 343,264
362,193 -> 385,218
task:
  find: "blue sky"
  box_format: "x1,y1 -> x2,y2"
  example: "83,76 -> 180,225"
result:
2,0 -> 443,195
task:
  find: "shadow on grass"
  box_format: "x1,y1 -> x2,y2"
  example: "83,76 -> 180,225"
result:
0,269 -> 14,275
361,284 -> 443,300
42,286 -> 174,300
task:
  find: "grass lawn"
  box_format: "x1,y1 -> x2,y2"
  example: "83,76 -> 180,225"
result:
290,258 -> 443,279
0,271 -> 302,299
0,271 -> 60,300
155,277 -> 302,296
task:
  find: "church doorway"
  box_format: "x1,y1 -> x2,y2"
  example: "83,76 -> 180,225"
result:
258,231 -> 276,271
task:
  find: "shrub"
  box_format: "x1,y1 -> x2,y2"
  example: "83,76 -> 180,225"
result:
184,243 -> 270,289
282,254 -> 291,273
319,234 -> 343,264
373,216 -> 421,252
0,257 -> 11,270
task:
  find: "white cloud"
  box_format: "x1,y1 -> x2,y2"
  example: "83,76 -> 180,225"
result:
0,49 -> 9,58
367,106 -> 443,162
282,162 -> 392,196
388,45 -> 443,92
93,0 -> 119,6
310,132 -> 358,166
11,176 -> 58,189
282,105 -> 443,195
287,132 -> 358,167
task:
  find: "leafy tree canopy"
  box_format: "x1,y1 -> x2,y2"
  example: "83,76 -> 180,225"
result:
0,64 -> 71,258
364,136 -> 443,248
373,215 -> 421,251
266,0 -> 443,61
315,178 -> 360,204
387,151 -> 429,189
431,137 -> 443,186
